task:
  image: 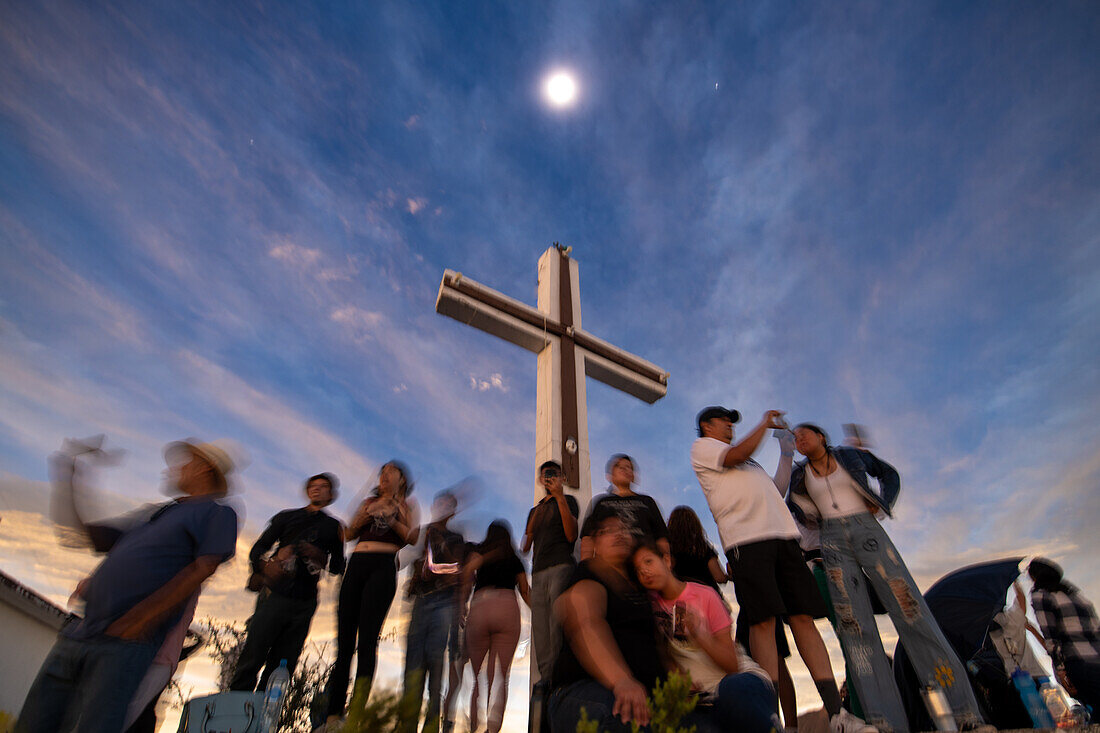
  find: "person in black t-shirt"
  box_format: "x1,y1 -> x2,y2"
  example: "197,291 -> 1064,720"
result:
230,473 -> 345,692
460,520 -> 530,733
522,460 -> 579,684
667,505 -> 727,596
580,454 -> 669,559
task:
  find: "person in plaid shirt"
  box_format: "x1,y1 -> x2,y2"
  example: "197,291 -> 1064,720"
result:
1028,558 -> 1100,710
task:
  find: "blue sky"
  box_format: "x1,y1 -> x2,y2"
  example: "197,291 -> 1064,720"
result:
1,0 -> 1098,718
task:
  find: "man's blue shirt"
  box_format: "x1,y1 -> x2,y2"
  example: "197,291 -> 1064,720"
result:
65,496 -> 238,645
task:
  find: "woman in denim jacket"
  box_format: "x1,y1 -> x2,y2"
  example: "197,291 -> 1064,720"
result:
787,424 -> 988,733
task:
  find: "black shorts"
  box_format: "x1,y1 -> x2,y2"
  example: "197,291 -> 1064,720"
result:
725,538 -> 827,627
735,612 -> 791,659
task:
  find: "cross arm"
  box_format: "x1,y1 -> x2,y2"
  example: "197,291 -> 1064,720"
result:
577,331 -> 669,404
435,270 -> 554,354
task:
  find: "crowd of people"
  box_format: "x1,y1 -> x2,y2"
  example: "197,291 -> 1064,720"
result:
14,406 -> 1100,733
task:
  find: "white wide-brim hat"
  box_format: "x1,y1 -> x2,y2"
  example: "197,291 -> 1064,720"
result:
164,439 -> 249,482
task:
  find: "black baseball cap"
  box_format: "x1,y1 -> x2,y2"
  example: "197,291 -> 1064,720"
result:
696,406 -> 740,436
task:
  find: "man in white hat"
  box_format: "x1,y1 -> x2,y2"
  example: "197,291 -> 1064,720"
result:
18,438 -> 242,733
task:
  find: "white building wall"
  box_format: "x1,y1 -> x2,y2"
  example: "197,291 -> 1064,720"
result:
0,599 -> 63,716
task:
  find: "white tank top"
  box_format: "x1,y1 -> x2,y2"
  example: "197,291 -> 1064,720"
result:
804,459 -> 870,519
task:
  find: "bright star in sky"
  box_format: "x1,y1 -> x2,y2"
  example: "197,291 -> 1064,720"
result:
543,70 -> 578,108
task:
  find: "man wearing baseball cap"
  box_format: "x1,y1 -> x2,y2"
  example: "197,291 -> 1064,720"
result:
691,409 -> 873,733
230,472 -> 346,693
19,438 -> 242,733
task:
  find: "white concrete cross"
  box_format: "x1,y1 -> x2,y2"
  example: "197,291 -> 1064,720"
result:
435,244 -> 669,510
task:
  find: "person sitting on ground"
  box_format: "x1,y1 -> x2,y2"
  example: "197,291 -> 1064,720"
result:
633,538 -> 781,732
1028,557 -> 1100,711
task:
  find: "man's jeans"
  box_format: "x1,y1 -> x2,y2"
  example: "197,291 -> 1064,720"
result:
402,589 -> 455,733
531,564 -> 574,682
821,513 -> 985,732
17,634 -> 158,733
229,588 -> 317,691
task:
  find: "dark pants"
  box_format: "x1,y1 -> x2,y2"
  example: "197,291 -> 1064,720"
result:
229,588 -> 318,692
548,678 -> 766,733
1065,656 -> 1100,712
326,552 -> 397,716
18,634 -> 158,733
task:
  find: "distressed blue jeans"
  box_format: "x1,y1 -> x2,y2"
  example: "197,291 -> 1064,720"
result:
821,513 -> 984,732
402,589 -> 456,733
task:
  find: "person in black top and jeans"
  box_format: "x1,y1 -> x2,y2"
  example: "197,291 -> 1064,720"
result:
522,460 -> 579,685
401,490 -> 467,733
230,473 -> 345,692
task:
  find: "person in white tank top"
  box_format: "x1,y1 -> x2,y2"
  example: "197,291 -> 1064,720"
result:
790,424 -> 991,733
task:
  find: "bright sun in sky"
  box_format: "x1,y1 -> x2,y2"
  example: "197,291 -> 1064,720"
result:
543,71 -> 578,107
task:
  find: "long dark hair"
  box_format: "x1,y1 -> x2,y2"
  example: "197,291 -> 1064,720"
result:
667,506 -> 713,558
370,460 -> 414,499
477,519 -> 519,566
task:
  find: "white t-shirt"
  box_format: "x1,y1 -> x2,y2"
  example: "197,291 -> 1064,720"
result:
690,437 -> 800,550
803,462 -> 869,519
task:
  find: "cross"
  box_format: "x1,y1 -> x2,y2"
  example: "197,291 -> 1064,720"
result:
434,244 -> 669,508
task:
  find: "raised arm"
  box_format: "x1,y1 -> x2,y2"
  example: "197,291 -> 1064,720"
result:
721,411 -> 787,468
772,429 -> 795,496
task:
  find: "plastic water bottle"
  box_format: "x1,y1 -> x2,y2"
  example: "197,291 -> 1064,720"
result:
262,659 -> 290,732
920,685 -> 957,731
1012,669 -> 1054,727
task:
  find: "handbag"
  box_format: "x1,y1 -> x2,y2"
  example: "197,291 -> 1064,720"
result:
177,692 -> 264,733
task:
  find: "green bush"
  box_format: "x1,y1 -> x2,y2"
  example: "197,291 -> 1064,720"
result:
575,671 -> 697,733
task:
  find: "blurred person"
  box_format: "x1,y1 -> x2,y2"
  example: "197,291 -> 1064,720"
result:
123,593 -> 201,732
324,461 -> 419,723
459,520 -> 530,733
402,490 -> 467,733
441,538 -> 477,733
1028,557 -> 1100,710
789,423 -> 987,731
230,473 -> 345,691
19,438 -> 241,733
690,407 -> 870,733
633,538 -> 781,731
579,454 -> 670,559
522,459 -> 579,685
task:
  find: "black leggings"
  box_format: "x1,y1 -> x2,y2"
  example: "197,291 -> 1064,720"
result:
326,552 -> 397,716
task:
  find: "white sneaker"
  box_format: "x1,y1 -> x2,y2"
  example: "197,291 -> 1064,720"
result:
829,709 -> 878,733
